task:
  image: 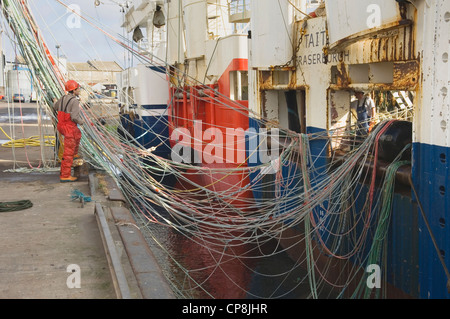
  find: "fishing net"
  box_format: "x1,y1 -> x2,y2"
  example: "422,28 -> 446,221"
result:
0,0 -> 413,299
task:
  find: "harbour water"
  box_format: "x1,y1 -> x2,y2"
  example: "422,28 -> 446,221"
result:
131,202 -> 336,299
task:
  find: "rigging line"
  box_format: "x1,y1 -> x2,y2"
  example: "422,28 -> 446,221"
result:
94,6 -> 124,65
203,37 -> 221,84
277,0 -> 294,47
133,216 -> 215,298
3,0 -> 64,101
6,0 -> 416,299
286,0 -> 313,18
51,1 -> 279,130
12,31 -> 41,169
39,0 -> 114,71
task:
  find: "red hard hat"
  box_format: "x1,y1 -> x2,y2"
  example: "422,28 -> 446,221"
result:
65,80 -> 80,92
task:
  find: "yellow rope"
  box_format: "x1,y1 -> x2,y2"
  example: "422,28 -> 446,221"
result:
0,126 -> 55,148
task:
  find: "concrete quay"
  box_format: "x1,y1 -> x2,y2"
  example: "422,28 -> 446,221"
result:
0,101 -> 174,299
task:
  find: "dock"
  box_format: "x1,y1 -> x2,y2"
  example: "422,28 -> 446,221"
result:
0,101 -> 174,299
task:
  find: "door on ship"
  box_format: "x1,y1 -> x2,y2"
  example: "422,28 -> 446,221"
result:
262,89 -> 306,134
328,89 -> 414,152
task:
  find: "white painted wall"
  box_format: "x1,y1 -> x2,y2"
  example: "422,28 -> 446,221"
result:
134,63 -> 169,106
184,0 -> 207,60
412,0 -> 450,147
165,0 -> 186,65
250,0 -> 295,68
205,34 -> 248,80
325,0 -> 400,48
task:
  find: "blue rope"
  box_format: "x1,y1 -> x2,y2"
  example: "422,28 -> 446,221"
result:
71,189 -> 92,202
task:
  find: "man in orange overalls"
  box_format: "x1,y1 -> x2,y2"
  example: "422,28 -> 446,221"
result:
54,80 -> 83,182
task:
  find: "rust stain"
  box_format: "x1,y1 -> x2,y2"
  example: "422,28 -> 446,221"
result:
393,60 -> 419,89
329,19 -> 412,53
259,71 -> 272,90
334,62 -> 350,88
329,60 -> 419,92
289,70 -> 297,89
261,89 -> 267,120
258,69 -> 299,90
347,21 -> 415,64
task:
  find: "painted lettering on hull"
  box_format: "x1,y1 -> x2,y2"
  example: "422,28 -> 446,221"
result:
298,50 -> 350,66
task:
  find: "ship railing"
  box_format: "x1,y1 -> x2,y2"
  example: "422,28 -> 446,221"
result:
228,0 -> 251,23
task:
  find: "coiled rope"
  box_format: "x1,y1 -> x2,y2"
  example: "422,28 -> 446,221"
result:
0,200 -> 33,212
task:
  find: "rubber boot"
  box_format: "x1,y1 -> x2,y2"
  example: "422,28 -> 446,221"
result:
60,176 -> 78,183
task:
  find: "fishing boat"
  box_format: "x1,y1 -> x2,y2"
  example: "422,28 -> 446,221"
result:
115,0 -> 449,299
1,0 -> 448,299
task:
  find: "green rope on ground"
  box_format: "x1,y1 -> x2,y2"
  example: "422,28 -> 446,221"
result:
71,190 -> 91,203
0,200 -> 33,212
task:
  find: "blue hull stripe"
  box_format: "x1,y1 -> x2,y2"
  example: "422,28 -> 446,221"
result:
142,104 -> 168,110
412,142 -> 450,299
147,65 -> 166,74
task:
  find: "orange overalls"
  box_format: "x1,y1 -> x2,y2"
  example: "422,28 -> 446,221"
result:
57,95 -> 81,178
